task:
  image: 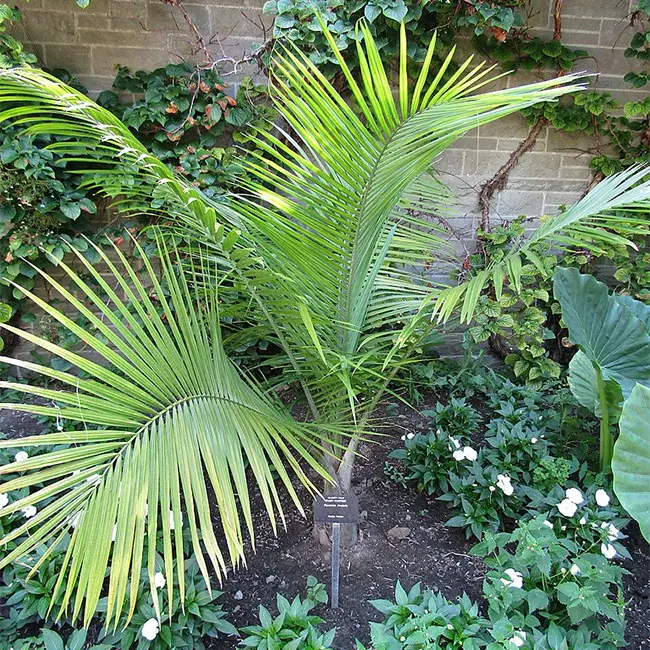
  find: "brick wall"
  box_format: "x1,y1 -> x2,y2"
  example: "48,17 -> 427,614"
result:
10,0 -> 642,233
5,0 -> 645,360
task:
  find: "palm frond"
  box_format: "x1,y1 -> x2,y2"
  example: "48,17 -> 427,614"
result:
0,237 -> 334,627
428,165 -> 650,326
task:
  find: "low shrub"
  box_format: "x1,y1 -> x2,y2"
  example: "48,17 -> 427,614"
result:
239,576 -> 334,650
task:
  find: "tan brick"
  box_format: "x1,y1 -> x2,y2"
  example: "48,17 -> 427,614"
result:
44,44 -> 92,73
210,5 -> 265,39
109,0 -> 145,18
16,10 -> 77,44
110,16 -> 147,31
91,45 -> 169,74
77,13 -> 111,30
599,18 -> 635,49
148,2 -> 209,32
77,0 -> 110,13
79,29 -> 144,46
496,190 -> 546,216
563,0 -> 629,19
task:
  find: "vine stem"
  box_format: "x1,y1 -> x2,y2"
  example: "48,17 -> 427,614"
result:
476,0 -> 565,234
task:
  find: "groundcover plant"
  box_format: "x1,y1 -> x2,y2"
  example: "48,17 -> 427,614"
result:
1,22 -> 650,626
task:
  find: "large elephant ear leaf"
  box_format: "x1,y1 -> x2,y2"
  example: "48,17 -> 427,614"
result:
613,293 -> 650,332
613,383 -> 650,542
553,267 -> 650,399
568,350 -> 623,418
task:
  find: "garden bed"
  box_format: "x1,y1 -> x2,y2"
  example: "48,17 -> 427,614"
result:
209,393 -> 650,650
1,382 -> 649,649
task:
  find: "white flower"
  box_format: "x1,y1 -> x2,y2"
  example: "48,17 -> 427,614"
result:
169,510 -> 182,530
449,436 -> 461,449
463,446 -> 478,461
141,617 -> 160,641
557,498 -> 578,517
579,517 -> 587,525
70,512 -> 82,529
500,568 -> 523,589
488,485 -> 496,492
604,522 -> 619,541
570,563 -> 581,576
0,493 -> 8,509
530,437 -> 538,443
406,432 -> 415,440
496,474 -> 514,496
14,451 -> 28,463
21,505 -> 37,518
565,488 -> 584,505
400,435 -> 405,441
154,572 -> 166,589
543,520 -> 553,528
509,630 -> 527,647
595,489 -> 610,507
143,503 -> 149,517
453,449 -> 466,461
601,542 -> 617,559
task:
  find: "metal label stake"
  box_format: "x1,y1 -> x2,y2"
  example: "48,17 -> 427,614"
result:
313,494 -> 359,609
331,522 -> 341,608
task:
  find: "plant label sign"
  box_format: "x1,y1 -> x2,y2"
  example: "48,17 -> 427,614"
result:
314,494 -> 359,524
314,495 -> 359,609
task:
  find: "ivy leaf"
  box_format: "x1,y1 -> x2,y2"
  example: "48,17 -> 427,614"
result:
60,201 -> 82,220
364,4 -> 381,23
76,0 -> 91,6
383,2 -> 408,23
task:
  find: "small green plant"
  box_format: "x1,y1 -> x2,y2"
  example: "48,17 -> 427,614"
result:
356,582 -> 486,650
532,457 -> 573,494
239,577 -> 333,650
421,398 -> 481,437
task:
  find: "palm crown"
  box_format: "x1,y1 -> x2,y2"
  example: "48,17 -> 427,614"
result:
1,22 -> 650,626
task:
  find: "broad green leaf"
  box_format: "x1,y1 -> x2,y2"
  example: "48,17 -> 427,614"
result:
568,350 -> 623,418
613,383 -> 650,542
553,267 -> 650,399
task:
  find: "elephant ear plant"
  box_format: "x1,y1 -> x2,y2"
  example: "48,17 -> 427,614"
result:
553,267 -> 650,541
2,21 -> 650,625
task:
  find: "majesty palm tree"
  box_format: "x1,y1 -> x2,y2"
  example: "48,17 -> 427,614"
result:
2,22 -> 650,626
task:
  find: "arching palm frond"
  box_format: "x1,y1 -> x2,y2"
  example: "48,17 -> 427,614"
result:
0,238 -> 333,628
231,22 -> 585,421
0,66 -> 242,237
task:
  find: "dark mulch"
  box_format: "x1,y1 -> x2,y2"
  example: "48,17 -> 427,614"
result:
1,399 -> 648,650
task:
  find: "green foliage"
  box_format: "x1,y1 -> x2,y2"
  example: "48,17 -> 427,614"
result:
239,577 -> 334,650
473,516 -> 627,649
474,35 -> 587,72
98,64 -> 274,199
421,397 -> 481,437
553,267 -> 650,469
360,583 -> 486,650
0,5 -> 37,68
100,559 -> 237,650
263,0 -> 525,75
612,383 -> 650,542
0,123 -> 99,343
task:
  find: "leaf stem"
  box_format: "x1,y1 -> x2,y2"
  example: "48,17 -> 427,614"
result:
596,368 -> 612,472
